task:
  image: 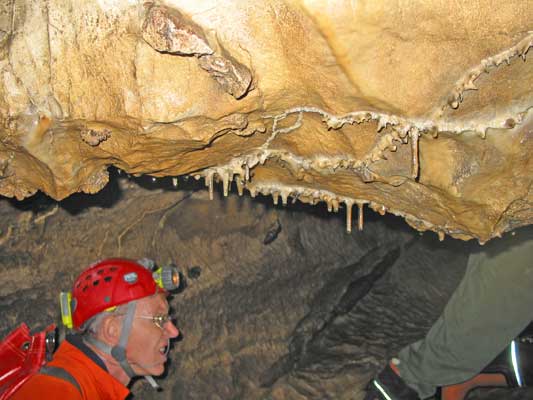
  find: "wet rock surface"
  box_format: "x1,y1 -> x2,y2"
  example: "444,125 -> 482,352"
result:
0,175 -> 530,399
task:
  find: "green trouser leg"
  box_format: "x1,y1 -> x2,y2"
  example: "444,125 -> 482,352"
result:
397,229 -> 533,399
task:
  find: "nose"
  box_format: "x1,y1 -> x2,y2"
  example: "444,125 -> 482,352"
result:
164,319 -> 180,338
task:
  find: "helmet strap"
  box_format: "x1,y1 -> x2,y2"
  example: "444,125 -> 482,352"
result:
110,300 -> 137,378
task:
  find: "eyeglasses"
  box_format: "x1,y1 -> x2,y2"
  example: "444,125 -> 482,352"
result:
136,314 -> 174,329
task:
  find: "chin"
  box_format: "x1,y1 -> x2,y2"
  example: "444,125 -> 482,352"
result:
149,364 -> 166,377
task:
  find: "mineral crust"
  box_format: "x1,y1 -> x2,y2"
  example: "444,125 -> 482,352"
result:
0,0 -> 532,242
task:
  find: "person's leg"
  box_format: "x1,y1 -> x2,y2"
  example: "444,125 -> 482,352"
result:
397,228 -> 533,398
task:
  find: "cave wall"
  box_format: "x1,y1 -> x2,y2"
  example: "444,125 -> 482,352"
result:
0,175 -> 476,399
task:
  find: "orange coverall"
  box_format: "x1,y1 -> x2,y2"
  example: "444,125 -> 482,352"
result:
11,335 -> 130,400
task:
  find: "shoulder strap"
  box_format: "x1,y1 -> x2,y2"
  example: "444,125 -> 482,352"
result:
39,366 -> 82,395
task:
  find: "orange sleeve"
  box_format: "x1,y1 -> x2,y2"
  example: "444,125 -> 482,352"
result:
11,374 -> 83,400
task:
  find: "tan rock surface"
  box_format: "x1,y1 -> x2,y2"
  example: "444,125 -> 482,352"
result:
0,0 -> 532,242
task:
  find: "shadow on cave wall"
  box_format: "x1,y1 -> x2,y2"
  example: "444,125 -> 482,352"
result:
0,169 -> 530,400
4,167 -> 416,234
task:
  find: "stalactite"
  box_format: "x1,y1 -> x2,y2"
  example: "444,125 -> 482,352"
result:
345,200 -> 354,233
357,202 -> 364,231
222,171 -> 231,197
410,129 -> 420,179
235,178 -> 244,196
207,172 -> 214,200
281,190 -> 290,206
334,200 -> 340,213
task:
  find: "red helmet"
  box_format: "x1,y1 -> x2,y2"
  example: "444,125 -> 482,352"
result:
71,258 -> 161,329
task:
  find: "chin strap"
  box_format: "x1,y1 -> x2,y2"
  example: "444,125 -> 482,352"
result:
83,300 -> 161,390
144,375 -> 160,390
111,301 -> 138,378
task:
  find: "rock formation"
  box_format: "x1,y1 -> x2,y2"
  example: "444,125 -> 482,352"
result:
0,0 -> 532,243
1,179 -> 532,399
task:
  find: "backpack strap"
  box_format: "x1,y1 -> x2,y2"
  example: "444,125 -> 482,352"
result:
39,366 -> 82,395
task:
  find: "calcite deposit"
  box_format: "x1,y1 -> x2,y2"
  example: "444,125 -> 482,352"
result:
0,0 -> 532,242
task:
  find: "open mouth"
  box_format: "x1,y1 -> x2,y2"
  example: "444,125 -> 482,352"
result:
159,341 -> 170,357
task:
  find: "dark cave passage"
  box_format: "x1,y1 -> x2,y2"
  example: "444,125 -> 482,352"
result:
0,172 -> 531,400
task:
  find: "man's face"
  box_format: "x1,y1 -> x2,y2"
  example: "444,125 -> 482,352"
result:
126,293 -> 180,376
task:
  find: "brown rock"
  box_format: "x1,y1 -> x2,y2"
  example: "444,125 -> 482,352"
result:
0,0 -> 531,242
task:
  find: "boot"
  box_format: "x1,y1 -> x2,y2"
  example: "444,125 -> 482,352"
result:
364,359 -> 421,400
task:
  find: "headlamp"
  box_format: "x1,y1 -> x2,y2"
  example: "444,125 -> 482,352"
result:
138,258 -> 181,291
152,264 -> 180,291
59,292 -> 74,329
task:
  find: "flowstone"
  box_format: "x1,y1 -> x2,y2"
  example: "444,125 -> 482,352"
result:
0,1 -> 531,242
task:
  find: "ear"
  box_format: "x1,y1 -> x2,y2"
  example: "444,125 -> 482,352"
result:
99,314 -> 122,345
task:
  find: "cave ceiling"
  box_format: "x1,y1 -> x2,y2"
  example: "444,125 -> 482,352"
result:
0,0 -> 532,243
